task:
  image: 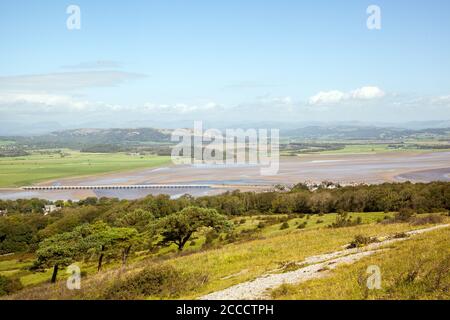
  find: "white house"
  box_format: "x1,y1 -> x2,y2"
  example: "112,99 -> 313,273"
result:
43,205 -> 61,215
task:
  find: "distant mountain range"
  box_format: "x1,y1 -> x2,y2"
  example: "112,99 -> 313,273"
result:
282,126 -> 450,140
2,120 -> 450,136
1,125 -> 449,150
5,128 -> 171,149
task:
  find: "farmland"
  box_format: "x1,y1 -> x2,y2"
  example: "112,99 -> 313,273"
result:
0,150 -> 171,187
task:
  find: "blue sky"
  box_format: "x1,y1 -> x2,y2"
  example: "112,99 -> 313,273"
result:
1,0 -> 450,130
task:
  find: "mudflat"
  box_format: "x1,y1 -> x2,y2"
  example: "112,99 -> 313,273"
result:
1,151 -> 449,200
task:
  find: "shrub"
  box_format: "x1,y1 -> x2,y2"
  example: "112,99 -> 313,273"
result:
203,230 -> 219,247
328,212 -> 362,228
410,214 -> 444,226
347,235 -> 378,249
278,216 -> 289,223
280,222 -> 289,230
297,222 -> 307,229
104,265 -> 208,299
257,222 -> 266,229
224,232 -> 237,243
271,283 -> 296,299
394,208 -> 415,222
392,232 -> 409,239
316,219 -> 324,224
0,275 -> 23,296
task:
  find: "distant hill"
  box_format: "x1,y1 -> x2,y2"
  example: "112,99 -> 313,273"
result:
10,128 -> 171,149
282,126 -> 450,140
2,126 -> 450,151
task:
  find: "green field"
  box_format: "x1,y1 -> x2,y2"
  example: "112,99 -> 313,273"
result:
318,143 -> 450,155
0,140 -> 15,146
281,141 -> 450,156
0,150 -> 171,187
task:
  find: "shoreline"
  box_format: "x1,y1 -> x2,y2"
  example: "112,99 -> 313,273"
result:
1,151 -> 449,201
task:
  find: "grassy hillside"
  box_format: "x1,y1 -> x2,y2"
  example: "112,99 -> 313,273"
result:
271,226 -> 450,300
0,150 -> 170,187
3,213 -> 448,300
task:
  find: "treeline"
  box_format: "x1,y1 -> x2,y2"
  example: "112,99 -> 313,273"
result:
280,142 -> 345,155
80,144 -> 172,156
1,182 -> 449,256
198,181 -> 450,215
0,145 -> 29,157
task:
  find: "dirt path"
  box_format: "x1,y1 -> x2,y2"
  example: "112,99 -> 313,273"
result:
200,224 -> 450,300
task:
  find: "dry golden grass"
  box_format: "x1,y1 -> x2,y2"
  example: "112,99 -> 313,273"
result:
270,224 -> 450,300
5,216 -> 436,300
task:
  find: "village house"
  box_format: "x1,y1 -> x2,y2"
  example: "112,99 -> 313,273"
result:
43,205 -> 61,216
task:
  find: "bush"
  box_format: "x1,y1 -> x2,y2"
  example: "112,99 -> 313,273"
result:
328,212 -> 362,228
278,216 -> 289,223
257,222 -> 266,229
297,222 -> 307,229
395,208 -> 415,222
203,230 -> 219,247
347,235 -> 378,249
316,219 -> 324,224
104,265 -> 208,299
410,214 -> 444,226
0,275 -> 23,296
224,232 -> 237,243
280,222 -> 289,230
392,232 -> 409,239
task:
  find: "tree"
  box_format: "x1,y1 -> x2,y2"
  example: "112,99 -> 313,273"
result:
0,214 -> 48,254
157,206 -> 232,251
34,221 -> 140,282
0,275 -> 23,296
79,222 -> 140,271
34,230 -> 82,283
116,209 -> 154,232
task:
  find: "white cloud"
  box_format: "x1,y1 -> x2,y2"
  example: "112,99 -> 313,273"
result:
431,95 -> 450,106
0,91 -> 223,117
308,90 -> 348,105
142,102 -> 221,114
0,92 -> 125,115
0,71 -> 144,92
0,93 -> 88,110
350,86 -> 385,100
308,86 -> 385,105
61,60 -> 122,70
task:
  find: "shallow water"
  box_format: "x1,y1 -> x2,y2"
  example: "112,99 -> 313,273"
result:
1,152 -> 449,200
